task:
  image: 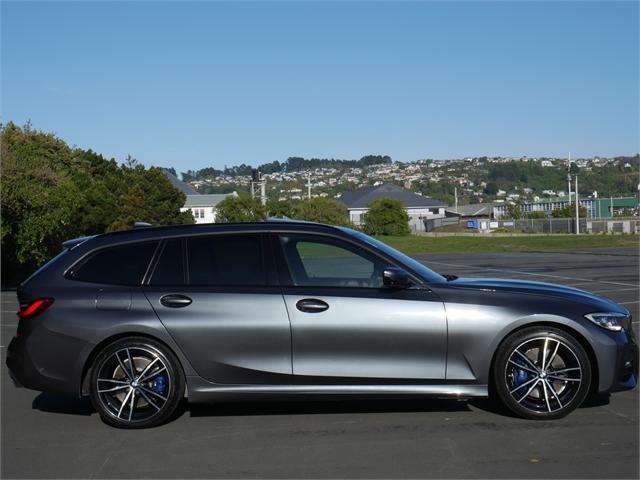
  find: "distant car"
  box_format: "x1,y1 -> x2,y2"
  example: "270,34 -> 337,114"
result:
7,221 -> 638,428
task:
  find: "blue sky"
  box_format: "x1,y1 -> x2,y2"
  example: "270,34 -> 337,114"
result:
2,1 -> 638,172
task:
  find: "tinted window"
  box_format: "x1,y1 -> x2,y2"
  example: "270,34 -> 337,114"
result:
150,240 -> 185,285
71,242 -> 158,285
279,235 -> 387,288
337,227 -> 445,284
187,234 -> 265,286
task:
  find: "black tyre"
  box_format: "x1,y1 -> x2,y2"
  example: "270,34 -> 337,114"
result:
493,326 -> 591,420
89,337 -> 184,428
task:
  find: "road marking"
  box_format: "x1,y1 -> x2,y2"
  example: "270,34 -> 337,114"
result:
426,260 -> 640,287
619,301 -> 640,305
591,288 -> 640,294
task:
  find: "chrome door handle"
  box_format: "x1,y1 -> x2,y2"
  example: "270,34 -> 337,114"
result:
160,294 -> 192,308
296,298 -> 329,313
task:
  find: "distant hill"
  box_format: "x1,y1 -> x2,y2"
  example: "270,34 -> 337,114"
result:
181,155 -> 392,181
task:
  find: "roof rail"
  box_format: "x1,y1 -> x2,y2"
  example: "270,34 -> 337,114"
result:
265,217 -> 318,224
133,222 -> 153,229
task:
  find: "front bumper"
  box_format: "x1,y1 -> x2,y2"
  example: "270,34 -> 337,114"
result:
606,338 -> 638,393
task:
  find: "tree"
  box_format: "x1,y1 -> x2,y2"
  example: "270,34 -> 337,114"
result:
1,122 -> 83,281
1,122 -> 194,284
107,185 -> 146,232
267,199 -> 298,218
120,166 -> 194,227
362,198 -> 410,236
216,194 -> 266,222
506,203 -> 523,219
484,181 -> 499,196
552,204 -> 588,218
293,198 -> 349,225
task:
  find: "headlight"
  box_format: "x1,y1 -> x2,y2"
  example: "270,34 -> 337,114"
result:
584,312 -> 626,332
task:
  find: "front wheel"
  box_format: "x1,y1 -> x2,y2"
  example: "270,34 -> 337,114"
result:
493,326 -> 591,420
89,337 -> 184,428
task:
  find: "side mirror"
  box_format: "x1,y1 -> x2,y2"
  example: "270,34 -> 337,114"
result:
383,267 -> 411,289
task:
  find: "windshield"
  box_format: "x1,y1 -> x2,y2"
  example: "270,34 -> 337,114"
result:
338,227 -> 446,284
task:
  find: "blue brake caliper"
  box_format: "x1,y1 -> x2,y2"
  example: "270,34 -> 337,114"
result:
512,358 -> 529,386
151,375 -> 167,395
514,368 -> 528,386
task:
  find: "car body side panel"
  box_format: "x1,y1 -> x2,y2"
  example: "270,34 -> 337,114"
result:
432,284 -> 629,392
143,288 -> 293,383
283,288 -> 447,379
10,279 -> 197,397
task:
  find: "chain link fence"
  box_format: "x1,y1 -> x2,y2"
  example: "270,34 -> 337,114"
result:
423,217 -> 639,234
491,218 -> 638,234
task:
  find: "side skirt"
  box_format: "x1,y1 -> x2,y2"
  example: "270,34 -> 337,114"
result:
186,377 -> 488,402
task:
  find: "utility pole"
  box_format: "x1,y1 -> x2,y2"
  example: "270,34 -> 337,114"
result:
260,176 -> 266,206
610,195 -> 613,218
454,186 -> 458,213
575,175 -> 579,235
567,152 -> 572,205
307,172 -> 311,200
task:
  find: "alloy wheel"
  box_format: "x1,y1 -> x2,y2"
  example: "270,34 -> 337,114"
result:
95,346 -> 171,423
504,336 -> 583,414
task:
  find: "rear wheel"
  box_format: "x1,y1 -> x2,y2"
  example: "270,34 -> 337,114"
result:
493,326 -> 591,420
89,337 -> 184,428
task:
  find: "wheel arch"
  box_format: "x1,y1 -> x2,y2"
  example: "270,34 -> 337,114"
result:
488,320 -> 599,396
80,332 -> 188,397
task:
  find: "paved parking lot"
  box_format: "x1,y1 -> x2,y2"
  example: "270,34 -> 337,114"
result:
1,248 -> 638,478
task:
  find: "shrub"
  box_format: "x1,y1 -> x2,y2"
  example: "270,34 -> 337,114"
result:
293,197 -> 349,225
362,198 -> 410,236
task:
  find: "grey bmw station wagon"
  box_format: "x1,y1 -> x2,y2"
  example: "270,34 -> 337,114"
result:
7,220 -> 638,428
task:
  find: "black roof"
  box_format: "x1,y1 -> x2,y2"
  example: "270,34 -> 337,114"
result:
339,184 -> 446,208
71,220 -> 341,248
162,169 -> 201,195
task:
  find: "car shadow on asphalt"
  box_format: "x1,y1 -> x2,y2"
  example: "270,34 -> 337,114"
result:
187,397 -> 473,418
30,392 -> 611,420
32,393 -> 94,416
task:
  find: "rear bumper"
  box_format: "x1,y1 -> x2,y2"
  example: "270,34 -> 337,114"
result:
6,336 -> 38,390
6,334 -> 80,396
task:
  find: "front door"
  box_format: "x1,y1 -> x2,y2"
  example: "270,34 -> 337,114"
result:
274,233 -> 447,380
143,234 -> 292,384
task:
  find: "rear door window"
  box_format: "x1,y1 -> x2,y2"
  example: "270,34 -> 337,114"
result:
187,234 -> 266,286
69,242 -> 158,285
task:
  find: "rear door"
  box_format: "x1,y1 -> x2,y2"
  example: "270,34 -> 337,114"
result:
274,232 -> 447,380
143,233 -> 292,384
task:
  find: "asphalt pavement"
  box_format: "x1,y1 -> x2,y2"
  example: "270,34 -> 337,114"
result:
1,248 -> 638,478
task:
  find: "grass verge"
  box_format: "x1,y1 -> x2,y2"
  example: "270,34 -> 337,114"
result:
375,234 -> 639,254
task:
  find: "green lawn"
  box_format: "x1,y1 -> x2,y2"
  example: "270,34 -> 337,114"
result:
375,234 -> 639,254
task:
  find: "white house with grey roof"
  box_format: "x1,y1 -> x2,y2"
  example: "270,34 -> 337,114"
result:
338,184 -> 447,232
181,193 -> 238,223
163,169 -> 237,224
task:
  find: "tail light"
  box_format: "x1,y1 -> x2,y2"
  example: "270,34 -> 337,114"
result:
17,298 -> 54,320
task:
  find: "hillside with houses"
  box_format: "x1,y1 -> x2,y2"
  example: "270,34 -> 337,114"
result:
179,155 -> 638,209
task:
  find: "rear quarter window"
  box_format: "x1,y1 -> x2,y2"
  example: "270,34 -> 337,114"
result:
68,241 -> 158,286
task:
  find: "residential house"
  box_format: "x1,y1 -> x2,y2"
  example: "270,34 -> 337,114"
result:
338,183 -> 446,232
